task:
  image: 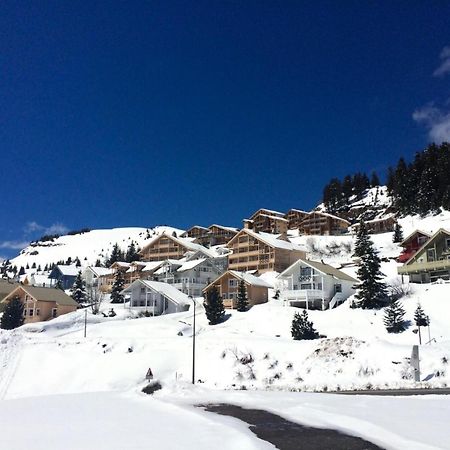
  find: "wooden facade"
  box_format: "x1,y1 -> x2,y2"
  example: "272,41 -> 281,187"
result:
181,226 -> 209,240
299,212 -> 350,235
208,224 -> 238,246
245,208 -> 288,234
203,271 -> 270,309
285,209 -> 310,230
398,230 -> 431,263
351,216 -> 396,235
140,234 -> 192,261
1,285 -> 78,323
227,229 -> 305,273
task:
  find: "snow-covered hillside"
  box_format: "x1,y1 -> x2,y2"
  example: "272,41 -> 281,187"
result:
8,226 -> 184,269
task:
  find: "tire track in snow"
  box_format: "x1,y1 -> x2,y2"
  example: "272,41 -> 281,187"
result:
0,333 -> 23,400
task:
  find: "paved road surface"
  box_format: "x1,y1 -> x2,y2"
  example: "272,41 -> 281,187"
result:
200,404 -> 383,450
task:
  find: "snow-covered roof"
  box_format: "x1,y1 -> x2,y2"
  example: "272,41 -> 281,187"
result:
228,271 -> 273,287
399,230 -> 432,247
87,266 -> 113,277
349,213 -> 396,228
249,208 -> 285,219
307,211 -> 351,224
55,264 -> 81,276
208,224 -> 239,232
258,214 -> 289,222
278,258 -> 357,282
123,280 -> 191,306
177,258 -> 207,272
287,208 -> 309,215
242,229 -> 304,251
141,261 -> 165,272
3,285 -> 78,307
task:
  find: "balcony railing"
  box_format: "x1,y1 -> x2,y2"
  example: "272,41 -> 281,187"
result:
398,258 -> 450,274
282,289 -> 324,300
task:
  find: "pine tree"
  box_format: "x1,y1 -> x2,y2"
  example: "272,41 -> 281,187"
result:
18,266 -> 25,276
70,271 -> 87,305
383,299 -> 406,333
414,303 -> 429,344
236,280 -> 249,312
392,223 -> 404,243
54,279 -> 64,290
353,226 -> 388,309
1,296 -> 24,329
353,220 -> 371,258
75,257 -> 81,267
125,241 -> 139,263
110,270 -> 125,303
204,285 -> 225,325
95,259 -> 102,267
31,262 -> 36,269
370,171 -> 380,187
291,310 -> 319,340
107,243 -> 123,267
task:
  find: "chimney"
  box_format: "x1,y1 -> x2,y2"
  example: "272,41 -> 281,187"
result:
243,219 -> 253,230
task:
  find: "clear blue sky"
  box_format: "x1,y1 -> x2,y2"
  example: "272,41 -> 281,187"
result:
1,1 -> 450,259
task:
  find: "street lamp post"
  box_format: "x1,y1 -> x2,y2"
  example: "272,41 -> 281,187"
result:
189,295 -> 196,384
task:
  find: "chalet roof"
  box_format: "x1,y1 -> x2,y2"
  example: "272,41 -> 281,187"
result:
141,261 -> 166,272
228,271 -> 273,287
258,214 -> 289,222
305,211 -> 351,225
286,208 -> 310,215
122,280 -> 191,306
242,229 -> 303,251
208,224 -> 239,233
278,258 -> 357,283
177,258 -> 207,272
400,229 -> 432,247
0,280 -> 19,301
86,266 -> 113,277
140,232 -> 217,258
53,264 -> 80,277
203,270 -> 273,292
404,228 -> 450,265
110,261 -> 131,269
249,208 -> 285,220
3,285 -> 78,307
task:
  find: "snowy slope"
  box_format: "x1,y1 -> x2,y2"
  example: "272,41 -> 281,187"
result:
8,226 -> 184,269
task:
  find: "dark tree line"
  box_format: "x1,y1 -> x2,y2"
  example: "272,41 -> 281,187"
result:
387,142 -> 450,217
323,172 -> 380,214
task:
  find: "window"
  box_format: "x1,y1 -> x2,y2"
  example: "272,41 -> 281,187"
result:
300,283 -> 312,290
52,308 -> 57,318
446,238 -> 450,248
334,284 -> 342,293
427,248 -> 436,262
29,309 -> 34,317
36,309 -> 40,316
229,279 -> 237,287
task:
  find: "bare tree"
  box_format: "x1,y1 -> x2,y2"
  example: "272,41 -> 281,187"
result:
87,285 -> 105,315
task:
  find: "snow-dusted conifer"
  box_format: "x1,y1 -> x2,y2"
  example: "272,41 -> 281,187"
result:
236,280 -> 249,312
110,270 -> 125,303
204,285 -> 225,325
1,296 -> 24,330
70,271 -> 87,305
383,299 -> 406,333
291,310 -> 319,340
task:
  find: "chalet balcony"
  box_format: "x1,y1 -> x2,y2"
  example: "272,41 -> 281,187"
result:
282,288 -> 324,301
398,258 -> 450,274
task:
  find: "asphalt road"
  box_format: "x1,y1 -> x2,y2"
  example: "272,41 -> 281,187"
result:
200,403 -> 383,450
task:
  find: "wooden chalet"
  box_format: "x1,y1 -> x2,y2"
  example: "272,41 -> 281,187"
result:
397,230 -> 431,263
227,229 -> 305,273
299,211 -> 350,236
1,285 -> 78,323
398,228 -> 450,283
203,270 -> 272,309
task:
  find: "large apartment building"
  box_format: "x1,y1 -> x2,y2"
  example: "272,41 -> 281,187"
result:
181,224 -> 238,246
244,208 -> 289,235
227,229 -> 305,273
299,212 -> 350,235
139,233 -> 214,261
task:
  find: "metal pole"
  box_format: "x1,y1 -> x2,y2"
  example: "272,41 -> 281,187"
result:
427,316 -> 431,343
84,308 -> 87,338
191,296 -> 196,385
